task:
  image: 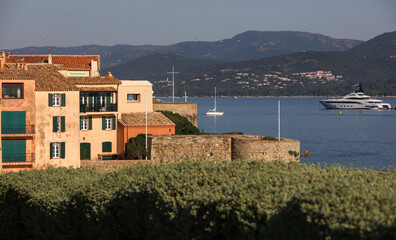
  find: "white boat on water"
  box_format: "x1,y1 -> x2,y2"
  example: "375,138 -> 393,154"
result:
319,84 -> 392,110
206,87 -> 224,115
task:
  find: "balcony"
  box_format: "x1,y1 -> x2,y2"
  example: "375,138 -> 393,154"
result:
80,103 -> 117,113
2,153 -> 35,164
1,124 -> 35,136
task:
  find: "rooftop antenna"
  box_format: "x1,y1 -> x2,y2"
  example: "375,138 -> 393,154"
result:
167,66 -> 179,102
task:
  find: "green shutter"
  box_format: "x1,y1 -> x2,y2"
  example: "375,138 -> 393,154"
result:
89,94 -> 93,109
61,142 -> 65,158
112,116 -> 116,130
102,116 -> 105,130
2,140 -> 26,162
80,143 -> 91,160
89,116 -> 92,130
1,111 -> 26,134
94,93 -> 99,110
106,93 -> 111,111
80,116 -> 82,130
50,143 -> 54,159
49,93 -> 53,106
61,94 -> 66,106
102,142 -> 112,152
53,116 -> 58,132
61,116 -> 65,132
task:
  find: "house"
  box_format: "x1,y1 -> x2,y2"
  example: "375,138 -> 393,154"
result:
0,51 -> 175,172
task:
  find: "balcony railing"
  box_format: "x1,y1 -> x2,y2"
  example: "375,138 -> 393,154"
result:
1,124 -> 35,134
2,153 -> 35,163
80,103 -> 117,113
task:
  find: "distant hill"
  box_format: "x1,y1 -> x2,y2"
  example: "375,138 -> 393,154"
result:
104,54 -> 215,80
347,31 -> 396,58
4,31 -> 362,69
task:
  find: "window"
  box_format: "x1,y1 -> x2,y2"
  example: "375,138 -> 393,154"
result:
51,142 -> 65,159
53,116 -> 65,132
105,117 -> 111,130
2,83 -> 23,99
102,142 -> 112,152
102,116 -> 116,130
81,116 -> 88,130
80,94 -> 88,105
127,94 -> 140,102
49,93 -> 66,106
53,94 -> 60,106
52,143 -> 60,158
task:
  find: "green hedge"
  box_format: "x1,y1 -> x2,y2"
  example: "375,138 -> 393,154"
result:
0,161 -> 395,240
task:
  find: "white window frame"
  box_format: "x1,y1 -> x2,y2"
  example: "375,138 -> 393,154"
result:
105,117 -> 111,130
80,94 -> 88,105
53,94 -> 60,106
52,143 -> 60,158
81,116 -> 88,130
127,94 -> 140,102
99,94 -> 106,106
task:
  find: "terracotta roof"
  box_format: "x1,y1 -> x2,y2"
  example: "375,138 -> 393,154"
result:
26,65 -> 79,91
6,55 -> 100,70
68,76 -> 121,84
0,69 -> 35,80
79,87 -> 117,92
120,112 -> 175,127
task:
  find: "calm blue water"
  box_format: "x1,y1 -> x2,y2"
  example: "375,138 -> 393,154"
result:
158,97 -> 396,169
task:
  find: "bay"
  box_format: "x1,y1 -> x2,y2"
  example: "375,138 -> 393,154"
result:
158,97 -> 396,169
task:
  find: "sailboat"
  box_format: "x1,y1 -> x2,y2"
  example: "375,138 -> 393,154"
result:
206,87 -> 224,115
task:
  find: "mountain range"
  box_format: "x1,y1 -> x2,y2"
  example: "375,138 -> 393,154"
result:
4,30 -> 396,96
5,31 -> 362,69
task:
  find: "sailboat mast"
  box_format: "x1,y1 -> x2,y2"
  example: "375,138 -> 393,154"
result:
214,87 -> 217,111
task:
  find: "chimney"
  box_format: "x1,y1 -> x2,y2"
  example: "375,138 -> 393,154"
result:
0,51 -> 5,68
107,71 -> 112,77
90,60 -> 98,77
48,53 -> 52,64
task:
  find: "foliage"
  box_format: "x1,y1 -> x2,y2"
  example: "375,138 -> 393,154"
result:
0,161 -> 395,240
262,136 -> 278,141
288,150 -> 299,157
126,134 -> 150,160
159,111 -> 200,135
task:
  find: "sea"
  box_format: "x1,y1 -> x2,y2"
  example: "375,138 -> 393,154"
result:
158,97 -> 396,170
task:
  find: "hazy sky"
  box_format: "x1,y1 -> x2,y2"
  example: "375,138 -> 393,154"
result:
1,0 -> 395,49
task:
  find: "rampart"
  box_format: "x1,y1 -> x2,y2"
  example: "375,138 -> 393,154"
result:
153,101 -> 198,127
150,134 -> 300,163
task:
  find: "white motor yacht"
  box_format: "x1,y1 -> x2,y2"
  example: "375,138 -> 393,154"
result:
319,84 -> 391,110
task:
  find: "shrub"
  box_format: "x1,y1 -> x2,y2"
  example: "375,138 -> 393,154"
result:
0,161 -> 395,239
158,111 -> 200,135
126,134 -> 150,160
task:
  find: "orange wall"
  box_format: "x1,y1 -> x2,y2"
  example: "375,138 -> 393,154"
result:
117,124 -> 175,158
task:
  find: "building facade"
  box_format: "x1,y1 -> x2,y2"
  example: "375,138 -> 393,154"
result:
0,51 -> 176,171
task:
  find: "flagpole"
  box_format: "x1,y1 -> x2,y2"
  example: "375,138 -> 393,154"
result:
145,89 -> 148,160
278,100 -> 280,141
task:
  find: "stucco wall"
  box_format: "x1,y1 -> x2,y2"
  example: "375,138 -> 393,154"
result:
118,81 -> 153,114
153,102 -> 198,127
80,114 -> 118,160
35,91 -> 80,168
118,124 -> 175,158
150,135 -> 300,163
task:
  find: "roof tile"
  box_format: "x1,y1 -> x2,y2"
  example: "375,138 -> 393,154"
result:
120,112 -> 175,127
6,55 -> 100,70
68,76 -> 121,84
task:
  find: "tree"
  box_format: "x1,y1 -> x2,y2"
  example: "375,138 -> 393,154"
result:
158,111 -> 200,135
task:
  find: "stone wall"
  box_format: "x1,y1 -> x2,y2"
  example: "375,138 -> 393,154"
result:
153,101 -> 198,127
232,136 -> 300,162
150,135 -> 232,163
149,134 -> 300,163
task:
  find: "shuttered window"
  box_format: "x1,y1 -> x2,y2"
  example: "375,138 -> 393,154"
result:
102,142 -> 112,152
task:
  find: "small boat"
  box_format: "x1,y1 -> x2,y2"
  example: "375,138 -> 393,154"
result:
319,84 -> 392,110
206,87 -> 224,115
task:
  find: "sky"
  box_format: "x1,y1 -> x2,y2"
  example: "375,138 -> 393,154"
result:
0,0 -> 395,49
